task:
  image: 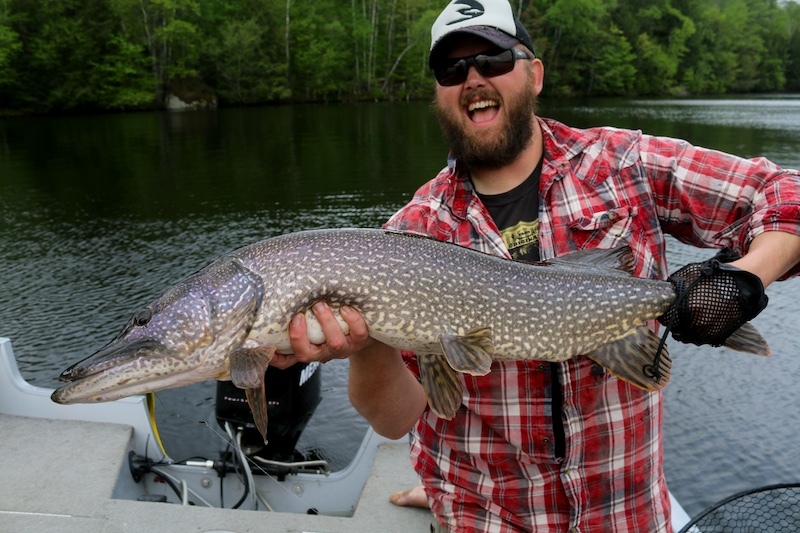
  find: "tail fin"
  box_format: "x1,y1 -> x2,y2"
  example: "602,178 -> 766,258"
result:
723,322 -> 770,356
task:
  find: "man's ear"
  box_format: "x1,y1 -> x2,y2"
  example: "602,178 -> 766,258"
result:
531,58 -> 544,95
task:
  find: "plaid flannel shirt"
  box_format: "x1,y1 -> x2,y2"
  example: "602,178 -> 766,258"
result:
384,117 -> 800,532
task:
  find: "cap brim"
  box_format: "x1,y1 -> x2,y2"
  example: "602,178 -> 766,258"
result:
429,26 -> 520,67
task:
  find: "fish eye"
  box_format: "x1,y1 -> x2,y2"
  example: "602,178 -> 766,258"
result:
134,309 -> 152,327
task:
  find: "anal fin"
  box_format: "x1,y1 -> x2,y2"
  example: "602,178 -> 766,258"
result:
439,326 -> 494,376
587,327 -> 671,391
418,353 -> 464,419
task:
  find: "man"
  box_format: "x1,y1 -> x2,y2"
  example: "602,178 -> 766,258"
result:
272,0 -> 800,531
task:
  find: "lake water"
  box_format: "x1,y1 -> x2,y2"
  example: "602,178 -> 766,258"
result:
2,97 -> 800,518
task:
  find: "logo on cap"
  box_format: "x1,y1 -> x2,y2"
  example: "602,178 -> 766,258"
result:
447,0 -> 485,25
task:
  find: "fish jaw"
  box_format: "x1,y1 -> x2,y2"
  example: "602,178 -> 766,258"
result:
56,337 -> 168,382
51,359 -> 221,403
50,337 -> 227,404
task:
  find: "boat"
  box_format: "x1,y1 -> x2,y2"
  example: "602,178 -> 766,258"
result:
0,336 -> 692,531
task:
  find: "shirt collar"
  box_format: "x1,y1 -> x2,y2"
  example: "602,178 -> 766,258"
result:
442,116 -> 601,218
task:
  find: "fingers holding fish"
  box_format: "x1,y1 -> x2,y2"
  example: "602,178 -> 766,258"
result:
288,302 -> 372,364
268,351 -> 300,370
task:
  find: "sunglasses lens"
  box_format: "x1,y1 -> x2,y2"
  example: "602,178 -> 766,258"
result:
476,49 -> 515,77
434,60 -> 468,86
433,49 -> 518,86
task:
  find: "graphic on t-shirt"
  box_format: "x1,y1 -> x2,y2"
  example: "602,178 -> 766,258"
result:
500,219 -> 539,262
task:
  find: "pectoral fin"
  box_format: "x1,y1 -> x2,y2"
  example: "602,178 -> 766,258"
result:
439,326 -> 494,376
230,345 -> 276,444
418,353 -> 464,419
587,327 -> 671,391
229,346 -> 276,389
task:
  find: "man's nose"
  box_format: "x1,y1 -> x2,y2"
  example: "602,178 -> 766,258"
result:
463,64 -> 487,90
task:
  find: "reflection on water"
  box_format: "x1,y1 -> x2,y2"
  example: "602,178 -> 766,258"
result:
545,96 -> 800,168
1,98 -> 800,514
631,97 -> 800,130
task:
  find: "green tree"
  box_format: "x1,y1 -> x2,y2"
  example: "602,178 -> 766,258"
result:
89,35 -> 154,109
291,9 -> 352,101
0,9 -> 21,97
382,6 -> 438,99
208,18 -> 289,104
744,0 -> 789,92
535,0 -> 635,96
539,0 -> 610,95
5,0 -> 153,111
1,0 -> 800,113
681,3 -> 739,94
785,2 -> 800,91
631,4 -> 695,95
195,0 -> 289,104
110,0 -> 202,104
590,26 -> 636,95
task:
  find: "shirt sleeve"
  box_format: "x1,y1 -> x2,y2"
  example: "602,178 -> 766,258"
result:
640,133 -> 800,279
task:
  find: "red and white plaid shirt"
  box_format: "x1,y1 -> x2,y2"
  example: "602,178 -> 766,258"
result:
384,117 -> 800,532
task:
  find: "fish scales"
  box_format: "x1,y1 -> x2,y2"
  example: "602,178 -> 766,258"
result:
232,229 -> 676,361
51,228 -> 771,439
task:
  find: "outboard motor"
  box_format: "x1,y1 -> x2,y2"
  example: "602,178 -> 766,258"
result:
215,361 -> 322,465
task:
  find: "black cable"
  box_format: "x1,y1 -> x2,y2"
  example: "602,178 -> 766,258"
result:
146,465 -> 186,502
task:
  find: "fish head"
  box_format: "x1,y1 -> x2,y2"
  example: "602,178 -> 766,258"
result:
51,257 -> 264,404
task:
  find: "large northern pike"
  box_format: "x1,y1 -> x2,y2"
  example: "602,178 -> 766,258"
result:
52,228 -> 769,441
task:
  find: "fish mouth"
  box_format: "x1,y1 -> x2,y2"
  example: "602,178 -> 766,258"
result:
51,338 -> 205,404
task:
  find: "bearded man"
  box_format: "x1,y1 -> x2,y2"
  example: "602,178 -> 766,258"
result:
276,1 -> 800,531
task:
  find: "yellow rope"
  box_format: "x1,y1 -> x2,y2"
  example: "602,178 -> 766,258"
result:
146,393 -> 167,456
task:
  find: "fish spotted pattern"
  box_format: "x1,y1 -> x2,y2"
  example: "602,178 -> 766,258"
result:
52,228 -> 769,441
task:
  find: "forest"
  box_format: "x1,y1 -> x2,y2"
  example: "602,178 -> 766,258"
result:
1,0 -> 800,113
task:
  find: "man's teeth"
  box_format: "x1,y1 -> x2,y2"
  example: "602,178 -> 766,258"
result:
468,100 -> 498,112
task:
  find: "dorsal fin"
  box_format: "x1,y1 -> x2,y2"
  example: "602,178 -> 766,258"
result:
541,246 -> 634,277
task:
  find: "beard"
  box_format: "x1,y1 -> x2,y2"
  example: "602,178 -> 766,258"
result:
434,82 -> 538,171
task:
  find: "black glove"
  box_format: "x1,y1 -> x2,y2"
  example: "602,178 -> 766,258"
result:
658,248 -> 768,347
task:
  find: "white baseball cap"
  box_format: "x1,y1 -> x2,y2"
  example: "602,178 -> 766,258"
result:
429,0 -> 535,67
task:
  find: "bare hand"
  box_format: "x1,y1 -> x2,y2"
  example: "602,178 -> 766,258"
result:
270,302 -> 373,369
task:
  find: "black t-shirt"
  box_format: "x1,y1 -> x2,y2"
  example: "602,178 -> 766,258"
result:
475,158 -> 542,262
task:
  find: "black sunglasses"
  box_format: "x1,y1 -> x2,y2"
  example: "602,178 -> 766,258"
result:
432,48 -> 532,87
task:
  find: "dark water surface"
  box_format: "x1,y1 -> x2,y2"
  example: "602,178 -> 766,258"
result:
2,97 -> 800,517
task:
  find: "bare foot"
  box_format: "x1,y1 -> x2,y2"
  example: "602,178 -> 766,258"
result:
389,485 -> 430,508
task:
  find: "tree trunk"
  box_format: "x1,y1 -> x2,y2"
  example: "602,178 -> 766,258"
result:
285,0 -> 291,86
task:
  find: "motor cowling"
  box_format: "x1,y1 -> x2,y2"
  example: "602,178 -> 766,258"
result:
215,362 -> 321,461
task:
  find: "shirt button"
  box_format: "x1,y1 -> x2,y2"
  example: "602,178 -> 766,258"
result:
538,363 -> 547,370
542,437 -> 550,444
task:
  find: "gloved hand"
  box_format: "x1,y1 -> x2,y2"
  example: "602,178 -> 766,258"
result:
658,248 -> 768,347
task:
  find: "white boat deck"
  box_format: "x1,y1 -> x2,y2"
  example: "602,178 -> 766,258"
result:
0,412 -> 433,532
0,335 -> 434,533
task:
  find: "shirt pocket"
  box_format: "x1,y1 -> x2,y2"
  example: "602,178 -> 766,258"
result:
568,206 -> 637,250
